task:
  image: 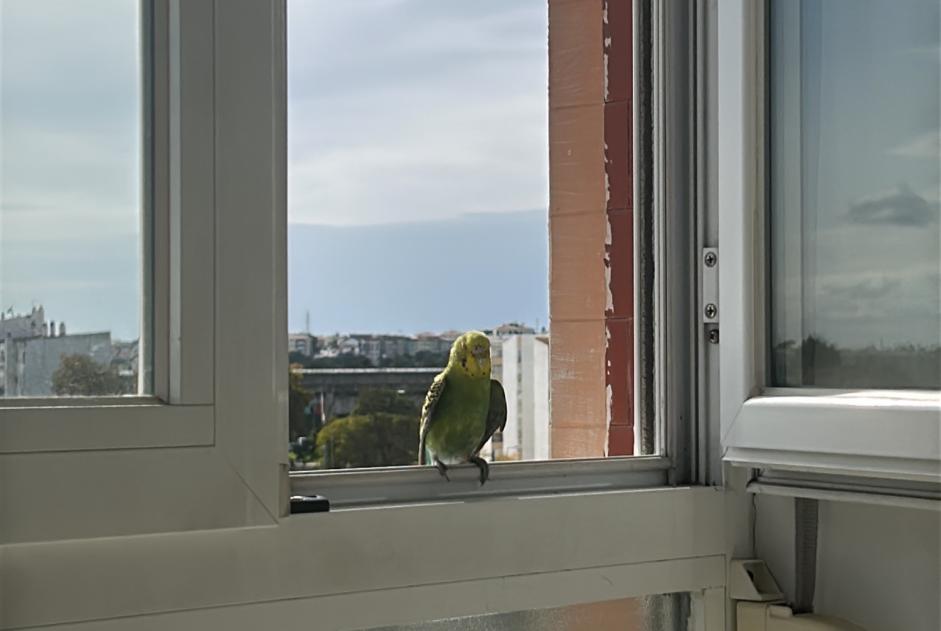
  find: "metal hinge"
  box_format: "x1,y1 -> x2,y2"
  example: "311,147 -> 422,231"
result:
701,248 -> 719,343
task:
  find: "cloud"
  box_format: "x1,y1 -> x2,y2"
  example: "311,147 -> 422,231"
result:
821,276 -> 900,303
810,268 -> 940,348
847,185 -> 939,227
1,0 -> 548,339
889,130 -> 940,159
1,0 -> 141,240
286,0 -> 548,225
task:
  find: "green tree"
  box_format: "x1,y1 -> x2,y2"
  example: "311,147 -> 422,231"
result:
316,413 -> 419,468
316,388 -> 420,468
353,388 -> 420,417
288,350 -> 309,365
289,368 -> 315,441
52,354 -> 122,396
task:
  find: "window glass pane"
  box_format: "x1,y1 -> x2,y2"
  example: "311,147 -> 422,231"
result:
287,1 -> 643,471
0,1 -> 148,397
365,593 -> 690,631
769,0 -> 941,389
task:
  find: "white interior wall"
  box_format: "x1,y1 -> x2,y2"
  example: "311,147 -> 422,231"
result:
755,495 -> 940,631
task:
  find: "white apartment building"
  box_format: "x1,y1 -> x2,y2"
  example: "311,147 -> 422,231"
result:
496,333 -> 549,461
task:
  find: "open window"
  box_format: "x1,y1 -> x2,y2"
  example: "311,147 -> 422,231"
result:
718,0 -> 941,496
0,0 -> 216,453
3,3 -> 734,630
285,0 -> 707,506
0,0 -> 284,544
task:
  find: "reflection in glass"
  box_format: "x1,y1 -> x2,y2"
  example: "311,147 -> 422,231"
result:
770,0 -> 940,388
0,0 -> 147,397
365,593 -> 690,631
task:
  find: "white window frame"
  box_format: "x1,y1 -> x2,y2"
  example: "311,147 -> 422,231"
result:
717,0 -> 941,488
0,0 -> 215,454
0,0 -> 287,545
1,485 -> 729,630
1,3 -> 739,630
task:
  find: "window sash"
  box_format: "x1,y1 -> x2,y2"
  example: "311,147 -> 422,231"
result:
1,0 -> 286,546
716,0 -> 941,488
293,456 -> 671,508
287,0 -> 705,501
1,485 -> 727,630
0,0 -> 216,452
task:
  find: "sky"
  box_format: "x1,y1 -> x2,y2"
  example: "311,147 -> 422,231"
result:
289,210 -> 547,335
286,0 -> 550,334
1,0 -> 142,339
0,0 -> 550,339
287,0 -> 549,227
1,0 -> 938,349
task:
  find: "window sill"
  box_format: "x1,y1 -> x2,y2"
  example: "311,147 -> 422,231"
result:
722,390 -> 941,483
0,401 -> 214,454
3,486 -> 724,630
291,455 -> 672,508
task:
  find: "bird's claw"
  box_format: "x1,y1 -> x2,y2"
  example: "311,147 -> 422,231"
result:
433,457 -> 450,481
469,456 -> 489,486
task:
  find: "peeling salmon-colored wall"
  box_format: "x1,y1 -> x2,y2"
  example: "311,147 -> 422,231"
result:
549,0 -> 633,458
602,0 -> 634,456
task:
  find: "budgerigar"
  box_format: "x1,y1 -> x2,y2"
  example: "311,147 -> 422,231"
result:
419,331 -> 507,485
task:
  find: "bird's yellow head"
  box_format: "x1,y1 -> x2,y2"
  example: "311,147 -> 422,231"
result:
449,331 -> 492,378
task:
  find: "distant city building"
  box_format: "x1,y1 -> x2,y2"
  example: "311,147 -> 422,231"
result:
288,333 -> 317,358
0,305 -> 46,339
491,322 -> 536,336
481,332 -> 549,461
0,306 -> 114,396
438,330 -> 463,343
297,331 -> 461,364
532,335 -> 550,460
346,334 -> 413,364
412,333 -> 452,355
486,322 -> 538,380
111,340 -> 140,379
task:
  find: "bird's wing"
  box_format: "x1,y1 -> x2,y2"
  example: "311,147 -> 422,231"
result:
418,370 -> 448,464
474,379 -> 508,455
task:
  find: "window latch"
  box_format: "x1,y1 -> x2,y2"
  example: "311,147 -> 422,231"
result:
701,248 -> 719,342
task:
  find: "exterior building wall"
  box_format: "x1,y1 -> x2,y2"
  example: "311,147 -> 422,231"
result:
2,332 -> 112,396
533,336 -> 550,460
518,336 -> 536,460
501,336 -> 522,459
549,0 -> 634,457
0,306 -> 45,340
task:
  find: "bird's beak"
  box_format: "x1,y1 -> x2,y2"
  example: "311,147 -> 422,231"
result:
472,348 -> 488,363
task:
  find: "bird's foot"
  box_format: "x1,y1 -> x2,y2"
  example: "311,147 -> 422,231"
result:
433,457 -> 450,481
469,456 -> 489,486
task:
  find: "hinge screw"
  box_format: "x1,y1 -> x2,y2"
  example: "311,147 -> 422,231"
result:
704,303 -> 718,319
704,251 -> 717,267
708,329 -> 719,344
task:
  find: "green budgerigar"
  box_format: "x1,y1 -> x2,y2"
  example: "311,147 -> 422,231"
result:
419,331 -> 507,485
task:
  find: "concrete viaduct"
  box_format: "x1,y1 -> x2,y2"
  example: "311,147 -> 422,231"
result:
293,367 -> 440,420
